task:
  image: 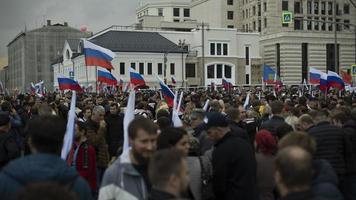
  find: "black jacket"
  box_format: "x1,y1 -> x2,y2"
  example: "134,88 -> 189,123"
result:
281,190 -> 328,200
260,115 -> 286,135
229,121 -> 251,145
105,113 -> 124,157
308,122 -> 346,177
343,119 -> 356,175
212,132 -> 258,200
0,130 -> 21,169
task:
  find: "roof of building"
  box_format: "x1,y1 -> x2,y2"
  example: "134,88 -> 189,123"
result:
89,30 -> 187,53
66,39 -> 81,52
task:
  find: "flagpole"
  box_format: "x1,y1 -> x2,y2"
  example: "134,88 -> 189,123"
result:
95,66 -> 98,94
86,66 -> 89,87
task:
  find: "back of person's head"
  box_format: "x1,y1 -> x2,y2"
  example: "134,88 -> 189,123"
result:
156,109 -> 170,120
17,182 -> 78,200
149,149 -> 186,188
285,116 -> 299,131
255,129 -> 277,155
298,114 -> 314,126
128,116 -> 157,139
38,104 -> 54,116
275,146 -> 313,191
27,115 -> 66,154
209,100 -> 222,112
76,120 -> 88,135
270,101 -> 284,115
298,96 -> 307,106
313,110 -> 329,124
278,132 -> 316,156
156,117 -> 172,131
276,123 -> 293,140
225,108 -> 240,121
330,109 -> 350,125
157,127 -> 187,150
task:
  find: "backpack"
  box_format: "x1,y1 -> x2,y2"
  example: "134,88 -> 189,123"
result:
198,156 -> 215,200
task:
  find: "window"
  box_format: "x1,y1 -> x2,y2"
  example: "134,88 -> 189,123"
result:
210,43 -> 215,55
294,18 -> 302,30
264,17 -> 267,28
139,63 -> 144,74
223,44 -> 228,55
184,9 -> 190,17
227,0 -> 233,5
258,4 -> 261,16
120,62 -> 125,75
173,8 -> 180,17
326,44 -> 339,72
344,4 -> 350,14
283,23 -> 289,27
147,63 -> 152,75
207,65 -> 215,78
242,10 -> 245,19
314,17 -> 319,30
321,2 -> 326,15
170,63 -> 175,75
158,63 -> 163,75
321,18 -> 326,30
258,20 -> 261,32
344,20 -> 350,30
336,19 -> 341,31
253,21 -> 256,31
307,1 -> 312,14
336,4 -> 341,15
328,2 -> 333,15
227,11 -> 234,20
328,18 -> 333,31
225,65 -> 232,78
217,64 -> 223,78
302,43 -> 308,82
294,1 -> 301,14
246,74 -> 250,84
314,2 -> 319,14
307,17 -> 312,30
264,2 -> 267,12
173,19 -> 180,22
227,25 -> 234,28
217,43 -> 222,55
131,62 -> 136,70
186,63 -> 195,77
158,8 -> 163,16
245,46 -> 250,65
282,1 -> 288,11
253,6 -> 256,15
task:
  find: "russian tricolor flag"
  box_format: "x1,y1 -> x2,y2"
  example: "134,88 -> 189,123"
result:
83,40 -> 116,70
327,71 -> 345,90
309,67 -> 323,84
222,78 -> 233,90
319,72 -> 328,92
129,67 -> 146,86
57,75 -> 83,92
98,69 -> 117,85
156,75 -> 175,107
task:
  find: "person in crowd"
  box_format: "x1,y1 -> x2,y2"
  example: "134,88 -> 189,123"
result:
0,112 -> 21,168
278,132 -> 343,200
225,108 -> 250,144
255,129 -> 277,200
17,182 -> 79,200
105,103 -> 124,159
0,115 -> 92,200
156,117 -> 171,132
204,112 -> 258,200
67,121 -> 97,193
86,105 -> 110,185
99,117 -> 158,200
190,109 -> 212,154
148,149 -> 189,200
296,114 -> 314,132
261,100 -> 289,135
79,106 -> 92,123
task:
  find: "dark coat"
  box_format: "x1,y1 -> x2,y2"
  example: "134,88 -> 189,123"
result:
193,123 -> 213,154
0,130 -> 21,169
312,159 -> 344,200
105,113 -> 124,157
256,153 -> 275,200
0,153 -> 93,200
260,115 -> 286,135
281,190 -> 328,200
212,132 -> 258,200
229,121 -> 251,145
308,122 -> 346,177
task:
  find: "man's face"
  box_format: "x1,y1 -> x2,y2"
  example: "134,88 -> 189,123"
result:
87,100 -> 94,108
96,97 -> 103,105
84,109 -> 92,119
207,127 -> 221,143
238,106 -> 247,120
110,105 -> 118,115
130,129 -> 158,164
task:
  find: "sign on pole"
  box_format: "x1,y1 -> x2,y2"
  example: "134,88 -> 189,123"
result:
282,11 -> 293,24
351,64 -> 356,77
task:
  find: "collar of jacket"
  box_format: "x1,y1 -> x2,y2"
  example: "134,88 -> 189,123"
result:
118,150 -> 142,176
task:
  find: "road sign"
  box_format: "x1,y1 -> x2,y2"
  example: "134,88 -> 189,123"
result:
352,64 -> 356,77
282,11 -> 293,24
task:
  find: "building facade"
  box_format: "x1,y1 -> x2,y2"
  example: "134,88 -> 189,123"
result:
7,20 -> 90,92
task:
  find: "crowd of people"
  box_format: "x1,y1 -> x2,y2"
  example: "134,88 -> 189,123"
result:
0,87 -> 355,200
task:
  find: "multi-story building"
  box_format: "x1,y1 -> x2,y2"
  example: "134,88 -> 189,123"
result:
7,20 -> 90,92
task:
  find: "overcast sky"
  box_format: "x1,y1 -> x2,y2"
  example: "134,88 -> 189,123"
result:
0,0 -> 162,64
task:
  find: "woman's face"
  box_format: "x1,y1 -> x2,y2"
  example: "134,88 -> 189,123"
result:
175,135 -> 190,156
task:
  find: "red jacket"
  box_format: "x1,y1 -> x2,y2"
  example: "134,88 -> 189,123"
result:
67,140 -> 97,191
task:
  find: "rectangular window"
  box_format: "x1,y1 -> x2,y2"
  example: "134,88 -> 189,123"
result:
207,65 -> 215,78
321,18 -> 326,30
242,10 -> 245,19
147,63 -> 152,75
264,2 -> 267,12
158,63 -> 163,75
336,19 -> 341,31
264,17 -> 267,28
336,4 -> 341,15
321,2 -> 326,15
307,17 -> 312,30
170,63 -> 175,75
223,43 -> 228,55
173,19 -> 180,22
227,25 -> 234,28
294,1 -> 301,14
245,46 -> 250,65
344,20 -> 350,30
139,63 -> 144,74
173,8 -> 180,17
217,43 -> 222,55
258,19 -> 261,32
227,11 -> 234,20
326,44 -> 339,72
328,2 -> 333,15
184,9 -> 190,17
120,62 -> 125,75
131,62 -> 136,70
307,1 -> 312,14
328,18 -> 333,31
210,43 -> 215,55
185,63 -> 195,77
225,65 -> 232,78
314,2 -> 319,14
302,43 -> 308,81
276,43 -> 281,76
253,6 -> 256,15
282,1 -> 288,11
227,0 -> 233,5
217,64 -> 223,78
258,4 -> 261,16
344,4 -> 350,14
253,21 -> 256,31
158,8 -> 163,16
314,17 -> 319,30
294,18 -> 302,30
246,74 -> 250,84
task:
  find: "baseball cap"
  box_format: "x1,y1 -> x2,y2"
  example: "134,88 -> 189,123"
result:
203,112 -> 229,129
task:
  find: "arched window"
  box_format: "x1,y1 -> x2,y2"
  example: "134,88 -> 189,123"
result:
66,50 -> 70,60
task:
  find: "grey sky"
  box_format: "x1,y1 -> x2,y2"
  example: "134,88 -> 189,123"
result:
0,0 -> 157,59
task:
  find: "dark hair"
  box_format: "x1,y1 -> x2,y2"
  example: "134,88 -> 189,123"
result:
157,127 -> 187,150
156,117 -> 172,131
110,103 -> 119,109
276,123 -> 293,140
1,101 -> 12,112
76,121 -> 87,135
275,146 -> 313,189
270,101 -> 284,115
128,117 -> 157,139
17,182 -> 78,200
149,149 -> 185,187
156,109 -> 170,120
27,115 -> 66,154
225,108 -> 240,121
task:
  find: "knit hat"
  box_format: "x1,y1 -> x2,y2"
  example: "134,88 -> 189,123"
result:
255,129 -> 277,155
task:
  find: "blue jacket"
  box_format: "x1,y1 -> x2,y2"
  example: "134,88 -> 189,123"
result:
0,153 -> 93,200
